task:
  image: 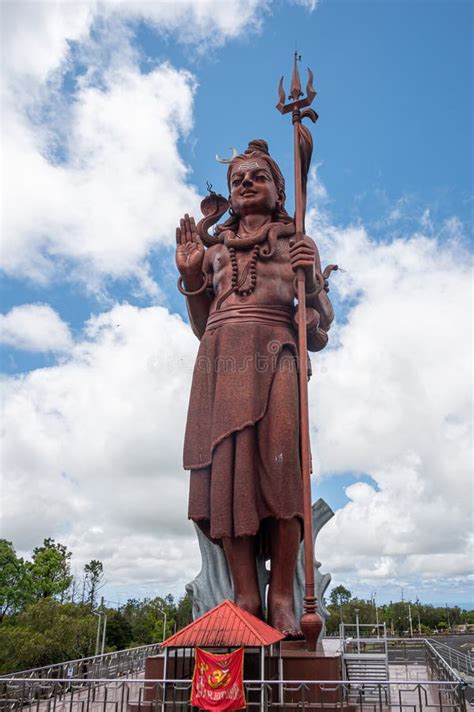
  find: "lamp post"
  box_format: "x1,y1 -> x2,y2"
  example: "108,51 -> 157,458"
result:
101,612 -> 107,654
408,604 -> 413,637
372,592 -> 380,638
93,611 -> 102,656
446,603 -> 451,632
355,608 -> 361,654
156,604 -> 167,642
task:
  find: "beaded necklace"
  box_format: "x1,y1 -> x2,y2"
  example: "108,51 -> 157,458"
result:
228,244 -> 260,297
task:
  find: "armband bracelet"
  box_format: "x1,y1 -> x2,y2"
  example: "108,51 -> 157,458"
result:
305,271 -> 325,299
177,272 -> 209,296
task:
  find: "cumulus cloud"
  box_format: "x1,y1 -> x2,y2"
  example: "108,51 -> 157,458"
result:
1,1 -> 266,85
0,304 -> 73,352
1,304 -> 201,591
1,0 -> 267,292
306,180 -> 473,593
2,61 -> 200,291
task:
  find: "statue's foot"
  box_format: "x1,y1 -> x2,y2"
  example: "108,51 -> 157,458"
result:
235,594 -> 263,620
282,629 -> 305,641
268,595 -> 302,638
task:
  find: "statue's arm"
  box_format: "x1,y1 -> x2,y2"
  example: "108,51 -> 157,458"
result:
289,234 -> 335,341
176,214 -> 213,340
303,236 -> 334,332
184,250 -> 213,340
306,284 -> 334,334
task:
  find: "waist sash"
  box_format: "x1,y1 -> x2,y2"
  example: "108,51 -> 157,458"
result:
206,304 -> 294,331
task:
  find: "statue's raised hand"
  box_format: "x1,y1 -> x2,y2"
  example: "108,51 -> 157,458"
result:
176,214 -> 205,279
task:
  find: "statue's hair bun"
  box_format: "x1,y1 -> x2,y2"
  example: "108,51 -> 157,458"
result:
245,139 -> 269,155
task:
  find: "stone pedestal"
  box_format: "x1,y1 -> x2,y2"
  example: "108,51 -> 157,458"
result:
129,646 -> 355,711
268,642 -> 354,711
280,639 -> 341,679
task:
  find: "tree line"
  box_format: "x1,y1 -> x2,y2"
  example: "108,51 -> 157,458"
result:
1,540 -> 472,674
324,585 -> 474,636
0,539 -> 192,674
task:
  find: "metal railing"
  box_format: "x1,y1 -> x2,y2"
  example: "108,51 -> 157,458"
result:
340,622 -> 389,655
425,640 -> 464,681
385,637 -> 472,684
2,644 -> 162,682
340,621 -> 390,701
0,677 -> 468,712
428,639 -> 474,677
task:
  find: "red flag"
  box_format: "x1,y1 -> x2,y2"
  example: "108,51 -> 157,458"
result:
191,647 -> 246,711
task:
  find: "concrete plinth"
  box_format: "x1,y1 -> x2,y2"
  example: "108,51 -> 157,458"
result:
129,645 -> 354,711
271,642 -> 354,711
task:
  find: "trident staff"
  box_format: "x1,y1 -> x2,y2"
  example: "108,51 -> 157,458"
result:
276,52 -> 331,651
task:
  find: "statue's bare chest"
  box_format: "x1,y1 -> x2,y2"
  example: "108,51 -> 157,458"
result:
208,240 -> 294,307
211,240 -> 292,283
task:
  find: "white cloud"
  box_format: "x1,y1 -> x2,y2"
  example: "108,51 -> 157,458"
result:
110,0 -> 267,47
1,1 -> 95,87
1,1 -> 267,86
2,62 -> 200,291
0,304 -> 73,352
1,0 -> 268,293
306,182 -> 473,593
1,303 -> 201,591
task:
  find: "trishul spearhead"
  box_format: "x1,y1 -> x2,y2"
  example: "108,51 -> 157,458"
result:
276,51 -> 318,118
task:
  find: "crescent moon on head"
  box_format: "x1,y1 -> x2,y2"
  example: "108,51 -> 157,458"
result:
216,147 -> 239,164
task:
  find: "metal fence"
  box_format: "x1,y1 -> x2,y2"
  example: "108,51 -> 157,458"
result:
0,677 -> 469,712
2,644 -> 162,683
2,637 -> 471,711
428,640 -> 474,677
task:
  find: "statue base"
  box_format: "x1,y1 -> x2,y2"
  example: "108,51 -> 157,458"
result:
280,639 -> 340,676
131,643 -> 353,712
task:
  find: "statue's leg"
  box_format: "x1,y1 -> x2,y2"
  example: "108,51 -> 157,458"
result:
267,516 -> 302,636
222,535 -> 263,619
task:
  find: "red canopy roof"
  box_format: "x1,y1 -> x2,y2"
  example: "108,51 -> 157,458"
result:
162,599 -> 285,648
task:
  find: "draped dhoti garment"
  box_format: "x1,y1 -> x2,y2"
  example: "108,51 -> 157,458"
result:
184,304 -> 304,548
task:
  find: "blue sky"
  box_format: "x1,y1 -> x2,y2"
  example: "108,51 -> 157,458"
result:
1,0 -> 472,608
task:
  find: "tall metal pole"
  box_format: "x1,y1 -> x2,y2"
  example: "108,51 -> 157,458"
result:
162,611 -> 167,642
355,608 -> 361,654
101,613 -> 107,654
93,611 -> 101,656
373,594 -> 380,638
276,52 -> 322,651
100,597 -> 106,655
156,603 -> 167,642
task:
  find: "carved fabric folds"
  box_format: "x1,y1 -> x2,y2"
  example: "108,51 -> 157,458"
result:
184,320 -> 303,543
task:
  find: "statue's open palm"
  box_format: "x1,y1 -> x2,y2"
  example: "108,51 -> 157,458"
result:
176,214 -> 205,277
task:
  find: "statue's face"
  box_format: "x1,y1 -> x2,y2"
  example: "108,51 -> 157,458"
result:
229,159 -> 280,217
